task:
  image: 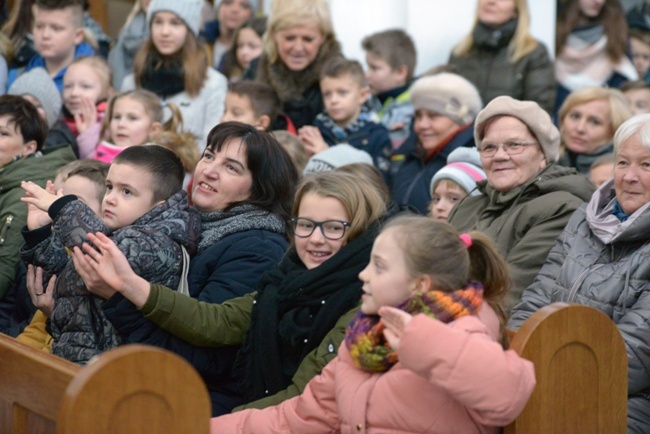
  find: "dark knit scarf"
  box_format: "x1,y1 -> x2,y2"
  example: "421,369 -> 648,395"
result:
345,281 -> 484,373
197,203 -> 285,252
473,18 -> 518,50
140,53 -> 186,98
315,105 -> 377,139
235,221 -> 380,402
256,37 -> 342,103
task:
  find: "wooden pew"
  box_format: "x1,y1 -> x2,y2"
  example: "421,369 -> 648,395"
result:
0,334 -> 210,434
505,302 -> 628,434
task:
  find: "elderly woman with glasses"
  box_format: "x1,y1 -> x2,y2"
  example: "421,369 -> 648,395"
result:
448,96 -> 595,311
509,114 -> 650,433
71,171 -> 387,413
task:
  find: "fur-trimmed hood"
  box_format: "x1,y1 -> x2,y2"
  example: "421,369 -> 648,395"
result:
256,37 -> 342,103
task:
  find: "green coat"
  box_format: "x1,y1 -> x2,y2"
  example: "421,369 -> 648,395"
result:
447,165 -> 595,311
142,284 -> 357,410
0,146 -> 76,298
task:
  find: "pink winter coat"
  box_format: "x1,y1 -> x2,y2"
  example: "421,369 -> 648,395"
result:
212,302 -> 536,433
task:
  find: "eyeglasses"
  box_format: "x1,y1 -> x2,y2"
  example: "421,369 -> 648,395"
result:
291,218 -> 351,240
478,141 -> 539,157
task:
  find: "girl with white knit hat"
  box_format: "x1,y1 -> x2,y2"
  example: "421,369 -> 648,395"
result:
121,0 -> 227,151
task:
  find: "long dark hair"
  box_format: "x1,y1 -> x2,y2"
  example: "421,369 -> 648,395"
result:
204,122 -> 298,227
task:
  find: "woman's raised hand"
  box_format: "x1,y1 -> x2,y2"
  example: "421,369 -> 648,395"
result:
26,265 -> 56,317
73,232 -> 150,308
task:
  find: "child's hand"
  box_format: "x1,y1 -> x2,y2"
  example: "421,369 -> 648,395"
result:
379,306 -> 413,351
74,97 -> 98,134
26,265 -> 56,318
298,126 -> 329,157
21,180 -> 61,229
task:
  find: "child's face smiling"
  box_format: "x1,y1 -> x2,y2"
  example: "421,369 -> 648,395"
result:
102,163 -> 160,231
63,63 -> 108,114
0,115 -> 36,167
359,228 -> 420,316
294,193 -> 350,270
320,74 -> 369,128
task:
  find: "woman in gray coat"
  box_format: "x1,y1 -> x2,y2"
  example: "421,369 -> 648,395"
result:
509,114 -> 650,434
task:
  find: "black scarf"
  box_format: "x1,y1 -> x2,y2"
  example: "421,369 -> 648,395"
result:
235,222 -> 379,402
197,203 -> 286,252
473,18 -> 518,50
140,53 -> 186,98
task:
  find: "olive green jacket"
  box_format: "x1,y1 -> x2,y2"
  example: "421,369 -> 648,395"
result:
142,284 -> 357,410
448,165 -> 595,311
0,146 -> 75,298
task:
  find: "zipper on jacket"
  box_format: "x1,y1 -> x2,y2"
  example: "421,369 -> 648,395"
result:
568,264 -> 605,302
0,215 -> 13,245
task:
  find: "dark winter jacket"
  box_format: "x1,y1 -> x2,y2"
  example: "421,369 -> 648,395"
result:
449,23 -> 556,114
390,125 -> 475,214
509,180 -> 650,433
138,223 -> 380,412
21,190 -> 200,364
448,164 -> 595,311
104,205 -> 288,416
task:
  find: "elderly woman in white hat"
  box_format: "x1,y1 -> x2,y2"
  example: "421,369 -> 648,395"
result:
511,113 -> 650,433
448,95 -> 595,310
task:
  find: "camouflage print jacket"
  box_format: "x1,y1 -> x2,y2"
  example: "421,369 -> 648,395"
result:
21,190 -> 200,364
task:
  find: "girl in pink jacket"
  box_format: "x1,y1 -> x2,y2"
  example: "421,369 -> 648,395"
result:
212,215 -> 536,433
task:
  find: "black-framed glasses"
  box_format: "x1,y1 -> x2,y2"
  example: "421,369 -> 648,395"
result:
478,141 -> 538,157
291,218 -> 350,240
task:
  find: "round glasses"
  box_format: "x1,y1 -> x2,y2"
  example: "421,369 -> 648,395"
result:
291,218 -> 350,240
478,141 -> 538,157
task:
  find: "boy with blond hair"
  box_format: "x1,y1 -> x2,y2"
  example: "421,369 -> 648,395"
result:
362,28 -> 417,150
8,0 -> 95,93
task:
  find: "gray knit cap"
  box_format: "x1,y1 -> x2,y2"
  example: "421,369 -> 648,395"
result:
8,67 -> 61,128
303,144 -> 374,174
215,0 -> 259,14
474,96 -> 560,164
430,147 -> 486,197
409,73 -> 483,126
147,0 -> 203,36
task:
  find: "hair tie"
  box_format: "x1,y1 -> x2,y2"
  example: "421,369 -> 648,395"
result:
459,233 -> 472,248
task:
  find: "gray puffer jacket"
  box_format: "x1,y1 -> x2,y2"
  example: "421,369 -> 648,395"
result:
21,190 -> 200,364
509,180 -> 650,434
